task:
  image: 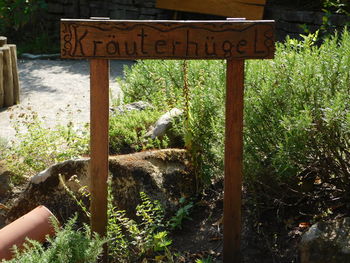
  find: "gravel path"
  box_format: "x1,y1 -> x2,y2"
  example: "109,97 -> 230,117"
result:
0,59 -> 134,142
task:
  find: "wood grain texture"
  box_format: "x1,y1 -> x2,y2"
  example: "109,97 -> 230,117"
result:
8,45 -> 20,104
90,59 -> 109,246
0,51 -> 3,108
224,59 -> 244,262
61,19 -> 275,60
0,37 -> 6,47
0,47 -> 14,107
156,0 -> 266,20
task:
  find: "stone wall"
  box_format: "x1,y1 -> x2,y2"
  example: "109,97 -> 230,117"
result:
265,7 -> 349,41
46,0 -> 171,39
45,1 -> 349,42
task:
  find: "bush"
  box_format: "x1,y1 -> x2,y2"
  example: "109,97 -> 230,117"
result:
120,60 -> 226,184
244,31 -> 350,186
109,109 -> 168,154
119,30 -> 350,191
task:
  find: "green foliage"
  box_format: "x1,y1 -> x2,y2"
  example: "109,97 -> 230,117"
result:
301,1 -> 349,38
168,197 -> 193,230
120,60 -> 226,184
109,109 -> 168,154
0,0 -> 47,32
0,0 -> 58,54
119,30 -> 350,192
1,216 -> 105,263
244,30 -> 350,187
195,256 -> 214,263
107,192 -> 172,262
323,0 -> 350,15
0,110 -> 89,183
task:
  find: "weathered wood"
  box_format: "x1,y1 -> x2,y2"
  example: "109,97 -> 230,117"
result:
8,45 -> 20,104
0,51 -> 4,108
224,59 -> 244,263
156,0 -> 266,20
90,59 -> 109,245
0,47 -> 14,107
0,37 -> 7,47
61,19 -> 275,60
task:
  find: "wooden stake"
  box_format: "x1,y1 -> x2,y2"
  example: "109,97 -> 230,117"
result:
0,47 -> 14,107
0,51 -> 3,108
90,59 -> 109,262
0,37 -> 6,47
224,59 -> 244,263
8,45 -> 20,104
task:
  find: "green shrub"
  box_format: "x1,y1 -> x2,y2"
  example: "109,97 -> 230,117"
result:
120,60 -> 226,184
109,109 -> 168,154
119,30 -> 350,190
2,216 -> 105,263
244,31 -> 350,188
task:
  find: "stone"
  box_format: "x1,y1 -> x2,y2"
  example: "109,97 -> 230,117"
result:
6,149 -> 194,223
109,149 -> 194,218
300,218 -> 350,263
110,101 -> 153,114
145,108 -> 183,139
6,159 -> 90,225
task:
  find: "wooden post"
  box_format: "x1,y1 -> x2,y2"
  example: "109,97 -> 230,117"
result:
90,58 -> 109,262
0,47 -> 14,107
8,45 -> 20,104
0,51 -> 3,108
0,37 -> 6,47
224,59 -> 244,263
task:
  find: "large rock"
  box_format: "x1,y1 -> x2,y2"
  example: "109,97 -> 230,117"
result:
300,218 -> 350,263
146,108 -> 183,139
6,159 -> 90,225
6,149 -> 194,224
109,149 -> 193,217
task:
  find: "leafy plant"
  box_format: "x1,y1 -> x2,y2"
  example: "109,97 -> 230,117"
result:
1,216 -> 105,263
168,197 -> 193,230
119,30 -> 350,222
195,256 -> 214,263
108,192 -> 172,262
119,60 -> 226,185
109,109 -> 168,154
0,109 -> 89,183
0,0 -> 47,32
323,0 -> 349,15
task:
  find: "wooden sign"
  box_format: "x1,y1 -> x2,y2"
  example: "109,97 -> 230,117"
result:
156,0 -> 267,20
61,19 -> 274,60
60,18 -> 275,263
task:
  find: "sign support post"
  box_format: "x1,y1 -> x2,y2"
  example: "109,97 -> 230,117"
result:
60,19 -> 274,263
90,59 -> 109,240
224,59 -> 244,262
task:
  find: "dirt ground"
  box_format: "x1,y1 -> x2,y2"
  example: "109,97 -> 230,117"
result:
0,59 -> 134,142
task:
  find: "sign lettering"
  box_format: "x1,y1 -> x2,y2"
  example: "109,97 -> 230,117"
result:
61,20 -> 274,60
